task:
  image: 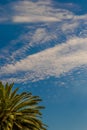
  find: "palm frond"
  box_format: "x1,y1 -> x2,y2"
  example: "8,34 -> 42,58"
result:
0,82 -> 47,130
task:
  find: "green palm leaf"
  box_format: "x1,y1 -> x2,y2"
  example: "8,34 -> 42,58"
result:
0,82 -> 47,130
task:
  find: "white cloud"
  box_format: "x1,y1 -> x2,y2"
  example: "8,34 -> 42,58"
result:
2,25 -> 59,61
1,37 -> 87,83
61,22 -> 79,32
11,1 -> 87,24
31,28 -> 57,43
8,1 -> 87,23
1,0 -> 87,68
74,14 -> 87,21
0,0 -> 75,23
0,0 -> 87,24
13,16 -> 59,23
1,0 -> 87,84
12,0 -> 74,23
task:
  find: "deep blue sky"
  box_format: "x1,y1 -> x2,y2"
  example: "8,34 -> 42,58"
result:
1,0 -> 87,130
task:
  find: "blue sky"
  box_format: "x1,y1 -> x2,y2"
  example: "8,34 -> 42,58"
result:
1,0 -> 87,130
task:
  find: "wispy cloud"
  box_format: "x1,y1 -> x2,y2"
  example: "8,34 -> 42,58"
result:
1,0 -> 87,84
1,37 -> 87,83
61,22 -> 79,32
11,0 -> 75,23
0,0 -> 87,24
0,0 -> 78,23
0,24 -> 61,62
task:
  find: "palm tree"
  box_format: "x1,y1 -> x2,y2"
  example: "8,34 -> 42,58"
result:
0,82 -> 47,130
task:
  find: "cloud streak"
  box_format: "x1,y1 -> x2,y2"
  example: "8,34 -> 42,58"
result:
11,0 -> 75,23
1,0 -> 87,84
0,0 -> 87,24
1,37 -> 87,83
0,0 -> 80,23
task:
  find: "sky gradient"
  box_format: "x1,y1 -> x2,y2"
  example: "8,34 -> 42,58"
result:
1,0 -> 87,130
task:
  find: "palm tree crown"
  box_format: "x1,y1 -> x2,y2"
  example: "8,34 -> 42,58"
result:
0,82 -> 47,130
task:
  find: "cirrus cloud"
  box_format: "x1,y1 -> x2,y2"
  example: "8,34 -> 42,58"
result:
1,37 -> 87,83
